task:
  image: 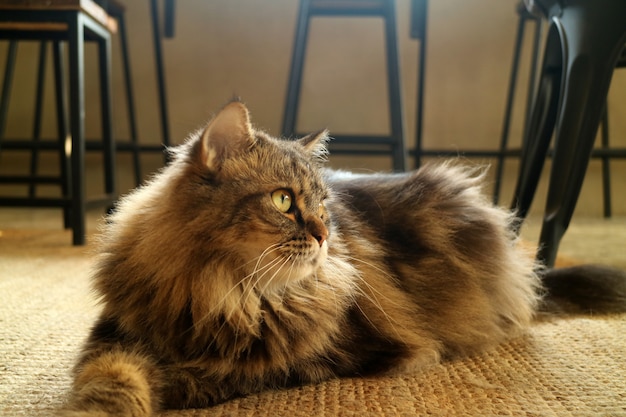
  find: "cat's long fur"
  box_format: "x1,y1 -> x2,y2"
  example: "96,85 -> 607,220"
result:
61,101 -> 621,417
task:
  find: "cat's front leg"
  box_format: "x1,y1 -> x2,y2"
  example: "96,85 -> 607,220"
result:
60,349 -> 160,417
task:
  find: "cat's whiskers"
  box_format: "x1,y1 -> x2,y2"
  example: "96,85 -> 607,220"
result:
250,244 -> 282,275
345,290 -> 384,336
198,248 -> 287,354
255,253 -> 294,299
229,252 -> 285,326
350,282 -> 402,341
322,272 -> 343,316
240,249 -> 288,300
202,256 -> 285,354
335,256 -> 407,340
342,255 -> 397,283
233,245 -> 296,323
275,253 -> 300,305
232,253 -> 294,350
219,244 -> 284,309
343,256 -> 405,308
181,245 -> 283,339
313,270 -> 320,295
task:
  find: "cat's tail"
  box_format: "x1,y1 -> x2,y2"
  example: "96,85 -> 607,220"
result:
539,264 -> 626,314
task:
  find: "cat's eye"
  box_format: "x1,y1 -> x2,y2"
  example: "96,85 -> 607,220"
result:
271,189 -> 292,213
318,202 -> 325,218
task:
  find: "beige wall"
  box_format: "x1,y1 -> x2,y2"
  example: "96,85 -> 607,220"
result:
1,0 -> 625,217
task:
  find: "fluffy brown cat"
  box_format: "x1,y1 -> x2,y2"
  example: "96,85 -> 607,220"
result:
61,101 -> 624,417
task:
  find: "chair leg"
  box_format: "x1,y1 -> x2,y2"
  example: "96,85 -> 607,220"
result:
521,16 -> 544,163
536,6 -> 626,267
53,41 -> 71,229
98,34 -> 115,199
281,0 -> 311,138
0,41 -> 18,140
494,8 -> 544,205
383,0 -> 406,172
510,23 -> 562,225
68,14 -> 87,245
412,0 -> 428,169
117,10 -> 142,186
494,12 -> 527,205
150,0 -> 172,161
29,41 -> 47,197
599,103 -> 611,218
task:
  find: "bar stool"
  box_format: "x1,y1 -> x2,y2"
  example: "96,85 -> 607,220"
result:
510,0 -> 626,267
1,1 -> 145,188
0,0 -> 117,245
282,0 -> 409,171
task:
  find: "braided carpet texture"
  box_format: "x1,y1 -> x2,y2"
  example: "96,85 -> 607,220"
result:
1,217 -> 625,417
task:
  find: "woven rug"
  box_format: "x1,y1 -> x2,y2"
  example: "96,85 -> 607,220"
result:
1,227 -> 625,417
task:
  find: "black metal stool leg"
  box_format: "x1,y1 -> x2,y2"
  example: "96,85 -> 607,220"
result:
494,5 -> 543,205
510,23 -> 562,225
29,41 -> 48,197
117,10 -> 142,186
281,0 -> 311,138
383,0 -> 406,171
599,103 -> 611,218
68,14 -> 87,245
150,0 -> 172,160
0,41 -> 17,141
495,11 -> 527,205
53,40 -> 71,230
411,0 -> 428,169
98,32 -> 115,199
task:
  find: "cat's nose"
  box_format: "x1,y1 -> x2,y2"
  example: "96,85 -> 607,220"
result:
313,230 -> 328,247
308,219 -> 328,247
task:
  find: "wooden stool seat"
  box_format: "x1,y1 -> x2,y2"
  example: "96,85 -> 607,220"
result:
0,0 -> 117,33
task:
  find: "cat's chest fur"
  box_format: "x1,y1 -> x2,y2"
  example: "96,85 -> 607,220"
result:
199,257 -> 357,362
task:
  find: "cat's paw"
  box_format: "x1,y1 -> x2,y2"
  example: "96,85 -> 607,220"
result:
63,350 -> 155,417
391,347 -> 441,375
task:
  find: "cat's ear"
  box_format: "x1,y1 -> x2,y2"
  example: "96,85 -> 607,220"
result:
298,129 -> 329,162
200,101 -> 255,171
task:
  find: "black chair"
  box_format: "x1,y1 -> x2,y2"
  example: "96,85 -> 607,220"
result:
496,0 -> 626,218
0,0 -> 118,245
510,0 -> 626,267
282,0 -> 415,172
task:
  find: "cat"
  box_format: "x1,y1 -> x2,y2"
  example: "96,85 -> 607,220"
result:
60,100 -> 625,417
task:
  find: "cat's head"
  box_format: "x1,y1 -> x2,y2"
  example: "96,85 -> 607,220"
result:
154,100 -> 333,291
